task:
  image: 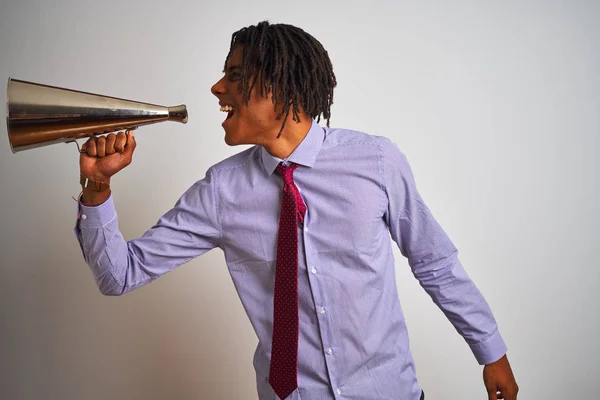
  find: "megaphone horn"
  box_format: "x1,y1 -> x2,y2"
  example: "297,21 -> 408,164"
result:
6,78 -> 188,153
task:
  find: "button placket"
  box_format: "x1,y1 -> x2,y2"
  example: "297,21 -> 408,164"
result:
303,236 -> 340,399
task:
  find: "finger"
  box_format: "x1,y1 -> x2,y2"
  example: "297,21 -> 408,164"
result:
500,388 -> 517,400
85,137 -> 97,157
497,383 -> 518,400
115,131 -> 127,153
105,133 -> 117,155
123,129 -> 136,159
96,136 -> 106,157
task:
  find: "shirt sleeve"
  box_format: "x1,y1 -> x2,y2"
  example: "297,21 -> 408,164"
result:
73,167 -> 222,296
381,139 -> 507,365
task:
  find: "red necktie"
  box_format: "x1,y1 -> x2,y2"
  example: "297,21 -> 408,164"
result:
269,163 -> 306,400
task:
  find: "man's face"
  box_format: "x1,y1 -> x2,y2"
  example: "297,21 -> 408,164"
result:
211,46 -> 283,146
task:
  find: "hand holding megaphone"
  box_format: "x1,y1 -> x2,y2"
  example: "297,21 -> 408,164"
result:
6,78 -> 188,205
79,130 -> 137,184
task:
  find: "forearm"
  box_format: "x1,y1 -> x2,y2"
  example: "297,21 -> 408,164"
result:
414,250 -> 507,365
75,130 -> 158,294
75,194 -> 151,296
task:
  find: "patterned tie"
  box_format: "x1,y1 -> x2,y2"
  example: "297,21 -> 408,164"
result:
269,163 -> 306,400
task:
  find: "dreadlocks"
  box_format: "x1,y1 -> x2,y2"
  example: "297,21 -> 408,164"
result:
225,21 -> 337,138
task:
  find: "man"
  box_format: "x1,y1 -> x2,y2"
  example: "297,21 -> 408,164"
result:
75,21 -> 518,400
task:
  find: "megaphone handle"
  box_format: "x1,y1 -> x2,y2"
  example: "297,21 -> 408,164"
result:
66,139 -> 86,154
66,127 -> 138,154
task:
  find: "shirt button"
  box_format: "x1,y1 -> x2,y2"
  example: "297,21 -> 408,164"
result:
304,226 -> 309,232
327,348 -> 333,355
81,214 -> 87,220
319,307 -> 326,315
311,267 -> 317,274
336,388 -> 342,395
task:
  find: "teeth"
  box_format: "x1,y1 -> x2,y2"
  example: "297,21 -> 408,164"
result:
220,105 -> 234,112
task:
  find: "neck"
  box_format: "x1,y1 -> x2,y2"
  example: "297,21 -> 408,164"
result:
262,115 -> 313,159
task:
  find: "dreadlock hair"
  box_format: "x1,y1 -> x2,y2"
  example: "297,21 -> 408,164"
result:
225,21 -> 337,138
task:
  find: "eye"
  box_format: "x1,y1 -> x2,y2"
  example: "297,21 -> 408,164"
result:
228,72 -> 241,82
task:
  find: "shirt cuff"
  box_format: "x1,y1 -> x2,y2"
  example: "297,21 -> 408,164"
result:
469,329 -> 508,365
77,193 -> 117,228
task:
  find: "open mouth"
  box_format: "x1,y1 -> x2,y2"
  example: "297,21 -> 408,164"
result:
220,105 -> 235,121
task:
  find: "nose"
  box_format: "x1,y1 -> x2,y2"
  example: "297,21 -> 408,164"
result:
211,76 -> 226,98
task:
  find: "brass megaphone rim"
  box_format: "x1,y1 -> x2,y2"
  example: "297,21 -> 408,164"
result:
6,77 -> 13,153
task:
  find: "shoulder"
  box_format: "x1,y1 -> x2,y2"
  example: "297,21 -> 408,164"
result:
323,125 -> 407,161
184,146 -> 260,194
324,126 -> 385,147
208,146 -> 260,173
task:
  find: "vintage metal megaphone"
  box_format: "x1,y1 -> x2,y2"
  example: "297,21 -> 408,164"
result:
6,78 -> 188,153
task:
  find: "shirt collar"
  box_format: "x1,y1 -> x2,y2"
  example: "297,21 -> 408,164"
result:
260,119 -> 325,176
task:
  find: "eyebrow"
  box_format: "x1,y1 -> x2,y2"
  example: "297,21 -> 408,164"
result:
223,64 -> 242,73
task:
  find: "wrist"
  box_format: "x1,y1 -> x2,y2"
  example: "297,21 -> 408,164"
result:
81,187 -> 111,206
80,174 -> 111,192
79,174 -> 111,206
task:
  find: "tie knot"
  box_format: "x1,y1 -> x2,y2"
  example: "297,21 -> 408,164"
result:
277,163 -> 299,184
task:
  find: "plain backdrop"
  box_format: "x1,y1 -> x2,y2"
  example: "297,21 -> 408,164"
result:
1,0 -> 598,399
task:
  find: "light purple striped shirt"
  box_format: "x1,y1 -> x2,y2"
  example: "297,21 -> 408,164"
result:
74,120 -> 507,400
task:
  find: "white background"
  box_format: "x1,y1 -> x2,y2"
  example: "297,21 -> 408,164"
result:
1,0 -> 598,398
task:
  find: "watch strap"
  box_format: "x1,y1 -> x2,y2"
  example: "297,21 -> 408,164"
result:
80,174 -> 110,192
